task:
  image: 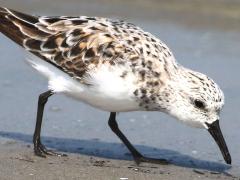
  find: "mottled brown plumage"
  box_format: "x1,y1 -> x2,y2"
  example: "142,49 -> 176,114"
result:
0,7 -> 175,84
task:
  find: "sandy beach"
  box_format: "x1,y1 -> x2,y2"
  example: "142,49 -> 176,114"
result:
0,141 -> 237,180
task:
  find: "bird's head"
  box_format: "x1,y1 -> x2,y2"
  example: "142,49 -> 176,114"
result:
160,68 -> 231,164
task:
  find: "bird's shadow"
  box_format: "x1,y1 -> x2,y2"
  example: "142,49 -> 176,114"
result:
0,131 -> 231,172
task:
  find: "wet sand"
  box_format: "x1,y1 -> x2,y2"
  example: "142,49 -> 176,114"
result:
0,141 -> 237,180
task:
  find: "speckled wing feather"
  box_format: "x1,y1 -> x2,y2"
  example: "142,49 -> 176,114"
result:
0,7 -> 117,80
0,7 -> 175,83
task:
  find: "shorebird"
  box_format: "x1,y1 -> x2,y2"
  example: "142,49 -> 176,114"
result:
0,7 -> 231,165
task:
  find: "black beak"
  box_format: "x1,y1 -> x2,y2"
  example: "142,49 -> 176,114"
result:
206,120 -> 231,164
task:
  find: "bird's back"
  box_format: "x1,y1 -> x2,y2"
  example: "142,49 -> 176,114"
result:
0,7 -> 177,81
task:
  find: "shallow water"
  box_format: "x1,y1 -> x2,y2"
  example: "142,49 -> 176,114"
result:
0,0 -> 240,176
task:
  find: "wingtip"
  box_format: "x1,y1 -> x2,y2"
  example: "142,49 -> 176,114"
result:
0,7 -> 28,46
0,7 -> 7,13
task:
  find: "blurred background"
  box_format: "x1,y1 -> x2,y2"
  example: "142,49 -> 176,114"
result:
0,0 -> 239,176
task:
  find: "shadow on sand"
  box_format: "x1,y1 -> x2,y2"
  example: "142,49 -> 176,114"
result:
0,131 -> 231,172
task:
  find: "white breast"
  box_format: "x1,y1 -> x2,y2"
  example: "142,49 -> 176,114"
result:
26,55 -> 140,112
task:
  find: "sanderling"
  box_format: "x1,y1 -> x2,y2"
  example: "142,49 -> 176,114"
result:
0,7 -> 231,165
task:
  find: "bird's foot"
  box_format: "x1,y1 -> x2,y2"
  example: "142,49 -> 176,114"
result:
134,155 -> 169,165
34,141 -> 67,157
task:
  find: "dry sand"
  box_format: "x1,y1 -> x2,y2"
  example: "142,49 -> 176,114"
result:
0,141 -> 237,180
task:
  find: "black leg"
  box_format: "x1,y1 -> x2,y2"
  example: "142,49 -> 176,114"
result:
108,112 -> 168,165
33,90 -> 66,157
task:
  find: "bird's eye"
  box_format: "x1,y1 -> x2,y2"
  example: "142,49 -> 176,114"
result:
194,100 -> 205,109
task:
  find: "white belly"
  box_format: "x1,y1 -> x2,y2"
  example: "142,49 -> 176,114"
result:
26,55 -> 140,112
